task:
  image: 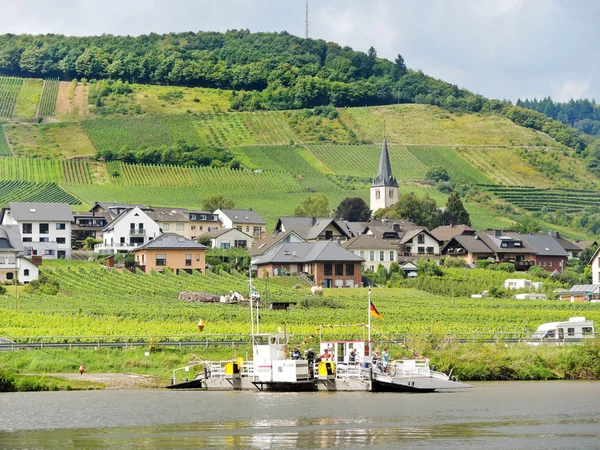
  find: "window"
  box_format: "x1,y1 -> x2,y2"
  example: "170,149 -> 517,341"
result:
24,269 -> 29,276
200,215 -> 206,221
22,223 -> 32,234
234,240 -> 247,248
39,237 -> 49,243
196,254 -> 200,261
253,226 -> 262,236
246,226 -> 250,233
567,327 -> 575,337
375,190 -> 380,200
418,247 -> 425,254
549,261 -> 552,267
44,249 -> 54,256
359,250 -> 365,258
417,234 -> 425,244
185,254 -> 192,266
379,251 -> 385,261
56,237 -> 66,244
6,272 -> 13,280
221,242 -> 231,249
346,263 -> 354,276
200,226 -> 204,231
156,254 -> 167,266
176,224 -> 185,231
389,189 -> 394,198
23,237 -> 32,242
120,237 -> 125,244
235,226 -> 242,231
0,257 -> 4,264
324,263 -> 332,276
427,247 -> 434,254
56,223 -> 66,230
163,223 -> 170,230
325,230 -> 333,240
191,225 -> 196,231
390,251 -> 394,262
369,251 -> 375,262
141,254 -> 145,263
130,223 -> 135,230
583,327 -> 594,336
543,261 -> 546,267
39,223 -> 49,234
537,261 -> 541,266
335,263 -> 344,276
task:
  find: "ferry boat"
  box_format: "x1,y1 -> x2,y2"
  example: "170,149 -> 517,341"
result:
167,288 -> 471,393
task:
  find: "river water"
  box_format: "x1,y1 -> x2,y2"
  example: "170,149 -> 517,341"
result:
1,381 -> 599,449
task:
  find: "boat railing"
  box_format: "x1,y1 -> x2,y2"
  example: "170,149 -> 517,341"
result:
171,361 -> 206,384
391,360 -> 431,377
335,363 -> 363,379
241,362 -> 255,377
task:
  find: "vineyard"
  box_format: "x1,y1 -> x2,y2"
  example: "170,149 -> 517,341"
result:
84,115 -> 203,152
13,78 -> 43,118
0,76 -> 23,118
62,159 -> 92,184
37,78 -> 60,117
0,156 -> 62,183
0,180 -> 81,206
0,127 -> 10,156
481,185 -> 600,213
406,146 -> 493,184
1,261 -> 600,339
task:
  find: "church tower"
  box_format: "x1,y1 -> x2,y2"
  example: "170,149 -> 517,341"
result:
370,137 -> 398,212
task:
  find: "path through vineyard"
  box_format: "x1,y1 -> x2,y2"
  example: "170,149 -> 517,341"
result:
56,82 -> 88,118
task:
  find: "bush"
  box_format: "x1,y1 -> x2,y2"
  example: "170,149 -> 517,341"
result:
477,260 -> 491,269
0,285 -> 6,295
443,258 -> 468,268
425,166 -> 449,182
84,237 -> 102,250
496,262 -> 515,272
528,265 -> 549,279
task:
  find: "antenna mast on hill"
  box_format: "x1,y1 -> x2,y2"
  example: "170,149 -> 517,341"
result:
305,1 -> 309,38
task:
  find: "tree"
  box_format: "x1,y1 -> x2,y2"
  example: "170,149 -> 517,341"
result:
202,194 -> 234,212
334,197 -> 371,221
514,217 -> 541,234
197,235 -> 212,246
425,166 -> 449,182
294,194 -> 330,217
393,54 -> 407,80
376,192 -> 442,229
443,192 -> 471,226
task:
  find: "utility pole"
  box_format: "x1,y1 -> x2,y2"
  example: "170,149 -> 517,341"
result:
305,1 -> 309,39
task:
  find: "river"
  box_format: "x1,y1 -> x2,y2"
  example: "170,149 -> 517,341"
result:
1,381 -> 599,449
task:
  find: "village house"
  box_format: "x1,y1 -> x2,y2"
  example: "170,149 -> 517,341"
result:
430,224 -> 475,244
521,233 -> 568,273
274,217 -> 351,242
558,284 -> 600,303
0,225 -> 39,283
72,211 -> 109,246
441,235 -> 494,264
544,232 -> 583,259
215,209 -> 266,238
201,228 -> 254,249
146,208 -> 220,240
95,206 -> 161,254
252,241 -> 364,288
133,233 -> 206,274
343,234 -> 399,272
476,230 -> 537,271
249,230 -> 305,257
1,202 -> 73,259
589,246 -> 600,285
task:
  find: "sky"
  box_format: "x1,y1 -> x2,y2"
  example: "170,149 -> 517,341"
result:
1,0 -> 597,102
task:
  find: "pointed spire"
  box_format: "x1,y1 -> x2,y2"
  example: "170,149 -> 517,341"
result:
372,137 -> 398,187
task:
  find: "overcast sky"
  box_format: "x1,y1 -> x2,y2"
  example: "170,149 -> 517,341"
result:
1,0 -> 597,102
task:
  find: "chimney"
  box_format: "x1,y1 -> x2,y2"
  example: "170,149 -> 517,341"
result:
494,230 -> 501,237
312,217 -> 317,226
393,223 -> 400,232
551,231 -> 559,239
336,237 -> 341,245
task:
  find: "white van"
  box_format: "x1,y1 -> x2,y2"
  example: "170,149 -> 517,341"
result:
529,317 -> 595,345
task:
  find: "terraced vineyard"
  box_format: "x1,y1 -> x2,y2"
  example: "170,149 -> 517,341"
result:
0,180 -> 81,206
62,159 -> 92,184
310,144 -> 428,180
0,157 -> 63,183
407,146 -> 493,184
194,113 -> 258,147
0,76 -> 23,118
14,78 -> 44,118
0,126 -> 11,156
37,78 -> 60,117
84,115 -> 202,151
481,186 -> 600,212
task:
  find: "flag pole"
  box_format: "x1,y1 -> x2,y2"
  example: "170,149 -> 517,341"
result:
368,286 -> 371,344
249,265 -> 254,336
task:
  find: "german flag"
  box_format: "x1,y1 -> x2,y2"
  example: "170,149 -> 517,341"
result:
370,301 -> 383,320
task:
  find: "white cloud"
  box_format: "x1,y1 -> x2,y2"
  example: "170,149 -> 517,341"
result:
552,79 -> 592,102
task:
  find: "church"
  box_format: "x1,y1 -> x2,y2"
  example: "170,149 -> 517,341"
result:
370,138 -> 398,212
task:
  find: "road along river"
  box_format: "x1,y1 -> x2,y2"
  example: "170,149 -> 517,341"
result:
1,381 -> 599,449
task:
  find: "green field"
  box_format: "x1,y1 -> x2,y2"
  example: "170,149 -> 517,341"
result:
13,78 -> 43,118
0,180 -> 81,206
0,126 -> 11,155
406,146 -> 493,184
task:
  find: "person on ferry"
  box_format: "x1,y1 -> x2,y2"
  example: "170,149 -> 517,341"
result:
382,347 -> 390,372
349,348 -> 357,365
291,347 -> 302,360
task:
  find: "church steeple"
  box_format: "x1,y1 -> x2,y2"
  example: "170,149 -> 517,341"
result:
372,137 -> 398,187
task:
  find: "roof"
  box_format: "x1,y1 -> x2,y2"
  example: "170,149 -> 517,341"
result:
372,138 -> 398,187
442,235 -> 494,255
0,225 -> 23,252
276,217 -> 351,240
430,224 -> 475,242
135,233 -> 207,251
202,228 -> 252,239
218,209 -> 266,224
253,241 -> 363,266
103,207 -> 149,232
145,208 -> 190,223
566,284 -> 600,293
575,240 -> 597,250
8,202 -> 73,222
521,234 -> 568,257
343,235 -> 399,250
249,230 -> 306,256
477,231 -> 536,254
341,221 -> 368,238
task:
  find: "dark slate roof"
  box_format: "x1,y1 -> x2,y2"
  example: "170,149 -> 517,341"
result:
575,240 -> 597,250
567,284 -> 600,293
9,202 -> 73,222
341,221 -> 368,238
249,231 -> 306,256
146,208 -> 190,222
135,233 -> 207,251
202,228 -> 252,239
275,217 -> 351,240
372,138 -> 398,187
0,225 -> 23,252
343,235 -> 399,250
218,209 -> 266,224
442,235 -> 494,255
253,241 -> 363,265
430,225 -> 475,242
478,231 -> 536,254
521,234 -> 568,257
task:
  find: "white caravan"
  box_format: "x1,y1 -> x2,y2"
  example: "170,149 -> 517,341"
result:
529,317 -> 595,345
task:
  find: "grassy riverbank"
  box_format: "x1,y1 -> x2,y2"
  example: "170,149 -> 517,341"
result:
0,368 -> 105,392
2,340 -> 599,386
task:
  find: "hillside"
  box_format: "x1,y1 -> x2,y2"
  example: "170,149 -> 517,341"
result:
0,74 -> 599,239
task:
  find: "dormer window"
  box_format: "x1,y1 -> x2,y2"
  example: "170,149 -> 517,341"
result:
514,242 -> 522,247
29,208 -> 36,213
501,242 -> 507,248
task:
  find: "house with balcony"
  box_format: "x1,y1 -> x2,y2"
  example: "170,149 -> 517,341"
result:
133,233 -> 206,274
477,230 -> 537,271
215,209 -> 266,238
441,235 -> 494,264
343,234 -> 399,272
273,217 -> 352,242
1,202 -> 73,259
202,228 -> 254,249
148,208 -> 221,240
0,225 -> 39,284
521,233 -> 568,273
250,230 -> 306,257
95,207 -> 161,255
252,241 -> 364,288
72,211 -> 109,245
430,224 -> 475,244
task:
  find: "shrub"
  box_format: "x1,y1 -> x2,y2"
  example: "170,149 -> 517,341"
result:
443,258 -> 468,268
477,260 -> 491,269
496,262 -> 515,272
528,265 -> 549,279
